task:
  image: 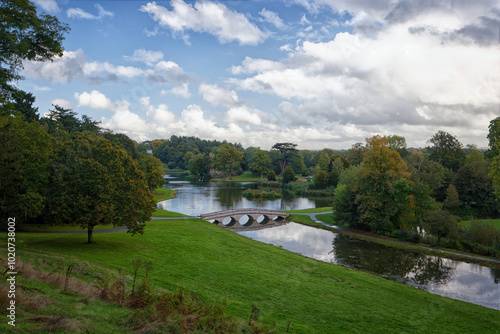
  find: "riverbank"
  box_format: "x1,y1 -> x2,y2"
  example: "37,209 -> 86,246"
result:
286,210 -> 500,268
6,217 -> 499,333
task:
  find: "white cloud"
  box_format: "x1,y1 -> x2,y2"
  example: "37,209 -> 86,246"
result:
67,4 -> 114,20
259,8 -> 286,29
198,83 -> 239,107
140,0 -> 267,45
50,99 -> 72,109
74,90 -> 115,110
34,0 -> 60,13
162,83 -> 191,98
229,15 -> 500,148
225,106 -> 262,125
101,101 -> 149,139
125,49 -> 164,65
23,49 -> 87,83
34,84 -> 51,91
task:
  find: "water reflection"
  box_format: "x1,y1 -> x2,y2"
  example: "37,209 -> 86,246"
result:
239,222 -> 500,310
157,175 -> 327,216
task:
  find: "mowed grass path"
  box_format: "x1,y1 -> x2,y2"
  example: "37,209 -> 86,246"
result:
18,218 -> 499,333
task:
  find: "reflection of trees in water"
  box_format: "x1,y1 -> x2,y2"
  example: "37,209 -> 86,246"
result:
409,257 -> 454,285
492,268 -> 500,284
215,182 -> 244,208
332,235 -> 454,285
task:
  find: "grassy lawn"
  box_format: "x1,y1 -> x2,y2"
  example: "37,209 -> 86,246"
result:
212,171 -> 263,182
315,213 -> 337,225
9,217 -> 499,333
285,207 -> 331,213
18,223 -> 117,232
153,208 -> 191,217
459,219 -> 500,230
153,187 -> 177,202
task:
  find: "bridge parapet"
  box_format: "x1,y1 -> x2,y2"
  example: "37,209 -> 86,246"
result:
200,209 -> 289,229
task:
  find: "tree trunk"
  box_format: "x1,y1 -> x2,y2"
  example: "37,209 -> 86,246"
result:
87,223 -> 94,244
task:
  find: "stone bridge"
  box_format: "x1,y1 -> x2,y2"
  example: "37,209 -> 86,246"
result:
200,209 -> 289,229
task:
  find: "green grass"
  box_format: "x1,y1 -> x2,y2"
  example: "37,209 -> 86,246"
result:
9,217 -> 499,333
459,219 -> 500,230
153,187 -> 177,202
212,171 -> 263,182
153,208 -> 191,217
285,207 -> 331,213
19,223 -> 117,232
315,213 -> 337,225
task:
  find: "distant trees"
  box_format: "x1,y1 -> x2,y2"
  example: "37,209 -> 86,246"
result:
214,143 -> 244,179
248,148 -> 271,179
427,131 -> 466,172
272,142 -> 297,175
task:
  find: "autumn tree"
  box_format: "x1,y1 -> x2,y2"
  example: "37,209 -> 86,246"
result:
214,143 -> 244,179
355,135 -> 413,234
272,142 -> 297,175
0,0 -> 69,101
0,115 -> 52,225
46,133 -> 155,243
248,148 -> 271,179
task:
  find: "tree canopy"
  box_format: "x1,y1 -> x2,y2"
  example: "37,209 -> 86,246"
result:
0,0 -> 69,101
46,133 -> 155,243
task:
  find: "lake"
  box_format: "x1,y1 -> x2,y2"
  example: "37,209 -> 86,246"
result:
157,174 -> 500,310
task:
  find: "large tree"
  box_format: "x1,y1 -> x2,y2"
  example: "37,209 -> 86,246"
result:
248,148 -> 271,179
0,0 -> 69,101
355,135 -> 413,233
46,133 -> 155,243
427,131 -> 465,172
0,115 -> 52,225
272,142 -> 297,175
214,143 -> 244,179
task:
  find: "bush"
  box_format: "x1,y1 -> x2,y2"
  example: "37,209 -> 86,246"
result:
282,166 -> 296,184
267,170 -> 276,181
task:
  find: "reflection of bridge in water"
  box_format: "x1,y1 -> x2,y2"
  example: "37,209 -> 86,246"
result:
200,209 -> 289,230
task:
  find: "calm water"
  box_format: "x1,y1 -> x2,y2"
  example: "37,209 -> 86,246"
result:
158,175 -> 500,310
157,174 -> 333,216
239,223 -> 500,310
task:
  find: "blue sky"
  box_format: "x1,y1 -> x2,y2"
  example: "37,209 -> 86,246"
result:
21,0 -> 500,149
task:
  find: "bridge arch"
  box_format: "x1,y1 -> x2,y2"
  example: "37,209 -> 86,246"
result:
200,209 -> 289,229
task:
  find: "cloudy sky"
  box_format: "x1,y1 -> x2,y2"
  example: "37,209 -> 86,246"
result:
22,0 -> 500,150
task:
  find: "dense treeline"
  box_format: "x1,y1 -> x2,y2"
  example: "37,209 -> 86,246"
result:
0,103 -> 164,242
150,121 -> 500,256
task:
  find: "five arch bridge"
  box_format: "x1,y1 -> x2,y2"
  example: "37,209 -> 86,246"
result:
200,209 -> 289,229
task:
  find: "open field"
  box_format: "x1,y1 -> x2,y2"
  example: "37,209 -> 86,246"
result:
7,217 -> 499,333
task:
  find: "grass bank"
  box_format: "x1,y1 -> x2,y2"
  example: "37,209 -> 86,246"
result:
153,187 -> 177,202
212,171 -> 262,182
8,217 -> 499,333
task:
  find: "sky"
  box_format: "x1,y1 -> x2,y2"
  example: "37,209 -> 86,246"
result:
21,0 -> 500,150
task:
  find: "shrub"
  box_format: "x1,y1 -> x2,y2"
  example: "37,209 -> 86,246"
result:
267,170 -> 276,181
